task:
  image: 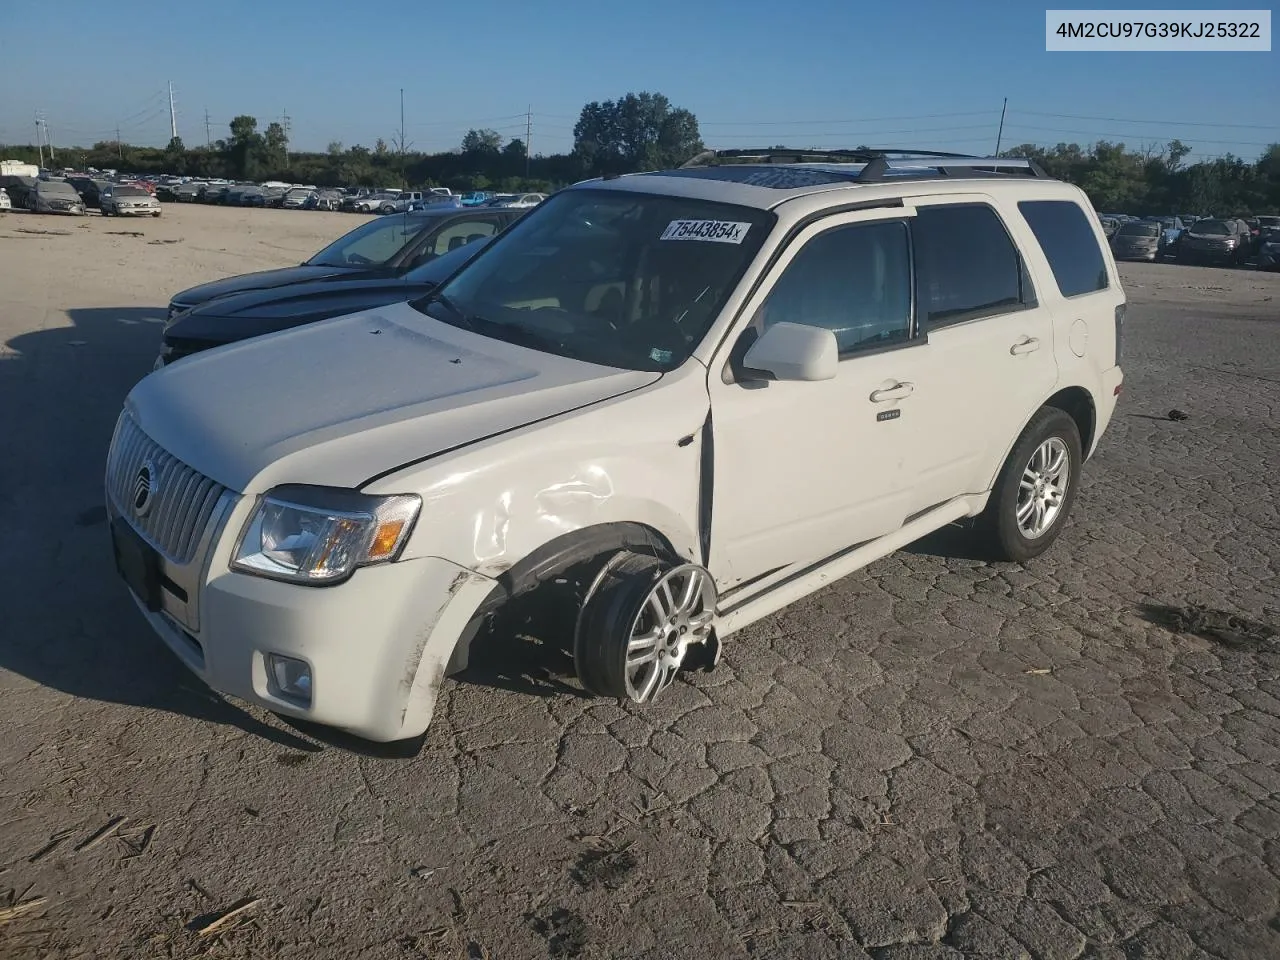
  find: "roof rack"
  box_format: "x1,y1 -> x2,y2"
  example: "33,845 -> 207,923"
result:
680,147 -> 1049,181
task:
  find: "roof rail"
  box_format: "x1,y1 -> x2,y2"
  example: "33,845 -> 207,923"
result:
680,147 -> 1049,181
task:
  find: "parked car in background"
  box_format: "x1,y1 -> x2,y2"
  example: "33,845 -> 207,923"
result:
165,204 -> 526,318
1110,220 -> 1163,261
282,188 -> 316,209
1177,218 -> 1251,265
0,188 -> 11,211
174,182 -> 206,202
0,175 -> 36,209
352,191 -> 401,213
1257,227 -> 1280,272
461,191 -> 494,206
157,235 -> 492,367
67,176 -> 106,208
1099,216 -> 1120,239
309,189 -> 344,211
1146,216 -> 1184,256
378,190 -> 426,214
27,179 -> 86,215
496,192 -> 546,208
100,183 -> 162,217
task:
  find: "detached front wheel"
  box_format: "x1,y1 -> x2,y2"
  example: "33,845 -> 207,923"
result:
574,554 -> 717,704
978,407 -> 1083,563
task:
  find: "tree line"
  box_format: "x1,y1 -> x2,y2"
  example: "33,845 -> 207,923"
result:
3,91 -> 1276,214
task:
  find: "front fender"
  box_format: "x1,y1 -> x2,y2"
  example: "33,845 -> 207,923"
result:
368,364 -> 711,576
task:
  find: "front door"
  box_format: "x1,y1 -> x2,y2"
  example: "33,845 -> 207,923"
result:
707,210 -> 928,589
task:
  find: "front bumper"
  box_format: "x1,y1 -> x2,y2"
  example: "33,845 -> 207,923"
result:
115,206 -> 161,216
109,488 -> 496,741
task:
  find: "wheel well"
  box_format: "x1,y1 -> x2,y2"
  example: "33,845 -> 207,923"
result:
445,523 -> 683,675
1045,386 -> 1096,457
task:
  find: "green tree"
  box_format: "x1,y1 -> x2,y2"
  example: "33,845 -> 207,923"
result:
461,129 -> 504,154
163,136 -> 186,173
264,121 -> 288,169
573,92 -> 703,175
226,115 -> 263,178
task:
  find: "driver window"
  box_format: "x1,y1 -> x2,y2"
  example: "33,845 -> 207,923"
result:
754,220 -> 912,354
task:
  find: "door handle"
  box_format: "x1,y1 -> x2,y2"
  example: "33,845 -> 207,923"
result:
870,381 -> 914,402
1010,336 -> 1041,356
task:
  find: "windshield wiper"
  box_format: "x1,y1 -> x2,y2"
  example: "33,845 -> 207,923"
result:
419,291 -> 477,330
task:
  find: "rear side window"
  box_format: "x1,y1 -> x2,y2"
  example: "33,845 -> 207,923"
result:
913,203 -> 1029,328
1018,200 -> 1110,297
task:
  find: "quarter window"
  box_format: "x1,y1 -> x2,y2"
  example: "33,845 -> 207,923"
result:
913,204 -> 1029,328
1018,200 -> 1110,297
756,220 -> 912,355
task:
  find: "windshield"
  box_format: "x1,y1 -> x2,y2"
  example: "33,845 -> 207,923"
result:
1118,222 -> 1160,237
416,188 -> 773,372
38,181 -> 79,196
307,214 -> 431,267
1192,220 -> 1231,235
115,186 -> 148,197
1258,216 -> 1280,227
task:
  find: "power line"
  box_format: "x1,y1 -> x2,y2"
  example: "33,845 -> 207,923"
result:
1010,109 -> 1278,130
999,124 -> 1275,148
697,110 -> 1001,127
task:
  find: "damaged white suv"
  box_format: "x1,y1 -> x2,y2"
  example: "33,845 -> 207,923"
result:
106,149 -> 1125,742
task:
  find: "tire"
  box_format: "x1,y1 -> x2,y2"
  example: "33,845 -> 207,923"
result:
976,407 -> 1083,563
574,552 -> 716,703
380,205 -> 395,215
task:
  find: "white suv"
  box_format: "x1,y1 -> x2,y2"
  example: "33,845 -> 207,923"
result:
105,150 -> 1125,742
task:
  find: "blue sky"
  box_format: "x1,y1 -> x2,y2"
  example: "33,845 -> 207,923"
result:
1,0 -> 1274,162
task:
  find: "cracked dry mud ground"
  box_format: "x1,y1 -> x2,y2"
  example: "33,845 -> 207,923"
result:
1,209 -> 1279,959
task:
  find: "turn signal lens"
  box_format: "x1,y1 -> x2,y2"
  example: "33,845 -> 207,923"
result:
368,520 -> 407,560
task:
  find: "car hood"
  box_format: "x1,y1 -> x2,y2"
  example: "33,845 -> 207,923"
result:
170,264 -> 391,309
127,301 -> 660,493
164,277 -> 431,344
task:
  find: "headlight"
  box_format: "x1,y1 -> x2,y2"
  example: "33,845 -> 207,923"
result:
232,485 -> 421,585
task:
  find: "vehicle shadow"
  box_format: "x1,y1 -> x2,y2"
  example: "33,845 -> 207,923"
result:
0,306 -> 320,752
900,519 -> 997,563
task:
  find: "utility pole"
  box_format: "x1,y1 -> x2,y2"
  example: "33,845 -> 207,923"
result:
204,108 -> 212,147
45,120 -> 55,164
281,108 -> 292,167
994,97 -> 1008,157
116,124 -> 122,162
35,112 -> 44,169
168,80 -> 178,141
399,87 -> 406,186
525,105 -> 532,179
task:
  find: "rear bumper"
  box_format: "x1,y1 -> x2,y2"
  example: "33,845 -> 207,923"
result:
1092,365 -> 1124,457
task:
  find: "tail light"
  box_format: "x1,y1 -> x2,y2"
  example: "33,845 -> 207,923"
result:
1114,303 -> 1126,364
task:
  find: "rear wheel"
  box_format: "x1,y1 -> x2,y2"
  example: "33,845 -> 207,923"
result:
977,407 -> 1083,563
574,554 -> 717,703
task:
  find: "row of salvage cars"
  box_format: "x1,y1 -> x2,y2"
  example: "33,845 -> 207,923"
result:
158,204 -> 526,367
1103,213 -> 1279,268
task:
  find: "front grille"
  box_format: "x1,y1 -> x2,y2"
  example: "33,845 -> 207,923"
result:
106,414 -> 227,563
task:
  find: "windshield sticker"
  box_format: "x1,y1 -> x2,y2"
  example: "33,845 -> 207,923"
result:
660,220 -> 752,244
649,347 -> 673,364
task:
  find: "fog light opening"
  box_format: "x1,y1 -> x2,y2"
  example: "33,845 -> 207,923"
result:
268,654 -> 313,706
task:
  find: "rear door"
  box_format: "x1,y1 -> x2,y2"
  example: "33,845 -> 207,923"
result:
899,198 -> 1059,512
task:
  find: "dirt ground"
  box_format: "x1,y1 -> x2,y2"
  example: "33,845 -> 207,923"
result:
1,204 -> 1278,960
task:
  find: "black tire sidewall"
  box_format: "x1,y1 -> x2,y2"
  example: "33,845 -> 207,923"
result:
573,553 -> 665,698
989,408 -> 1083,562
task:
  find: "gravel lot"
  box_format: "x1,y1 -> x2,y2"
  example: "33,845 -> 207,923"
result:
1,204 -> 1278,960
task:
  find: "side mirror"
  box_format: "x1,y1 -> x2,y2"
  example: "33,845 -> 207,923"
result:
741,322 -> 838,382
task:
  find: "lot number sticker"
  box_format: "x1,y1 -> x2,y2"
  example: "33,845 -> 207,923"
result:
660,219 -> 752,244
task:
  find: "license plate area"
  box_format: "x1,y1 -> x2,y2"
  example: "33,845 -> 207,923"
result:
111,517 -> 162,611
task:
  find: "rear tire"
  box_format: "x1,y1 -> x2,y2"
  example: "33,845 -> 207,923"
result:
977,407 -> 1083,563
